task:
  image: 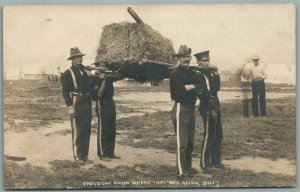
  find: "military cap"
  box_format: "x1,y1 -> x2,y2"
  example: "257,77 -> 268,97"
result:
194,50 -> 210,61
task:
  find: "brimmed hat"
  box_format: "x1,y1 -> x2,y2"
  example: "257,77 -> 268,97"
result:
67,47 -> 86,60
174,45 -> 192,57
252,55 -> 259,60
194,50 -> 210,61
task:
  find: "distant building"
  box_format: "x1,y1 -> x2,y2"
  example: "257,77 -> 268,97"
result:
265,64 -> 291,85
220,70 -> 232,82
114,78 -> 151,87
114,78 -> 169,87
23,74 -> 50,80
219,69 -> 242,87
290,66 -> 296,85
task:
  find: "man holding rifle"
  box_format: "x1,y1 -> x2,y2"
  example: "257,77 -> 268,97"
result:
62,47 -> 93,164
91,55 -> 123,162
194,50 -> 225,171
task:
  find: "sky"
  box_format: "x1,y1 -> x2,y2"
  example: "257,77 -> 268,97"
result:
3,4 -> 295,79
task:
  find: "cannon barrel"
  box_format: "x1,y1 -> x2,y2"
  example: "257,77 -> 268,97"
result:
127,7 -> 144,24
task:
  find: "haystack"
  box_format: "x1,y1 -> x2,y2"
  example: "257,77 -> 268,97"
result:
96,22 -> 176,82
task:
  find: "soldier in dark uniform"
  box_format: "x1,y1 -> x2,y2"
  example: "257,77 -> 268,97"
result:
62,47 -> 93,164
91,55 -> 123,162
170,45 -> 207,181
194,50 -> 225,170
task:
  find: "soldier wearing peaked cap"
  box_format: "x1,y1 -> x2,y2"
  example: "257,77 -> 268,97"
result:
90,55 -> 123,162
61,47 -> 93,164
170,45 -> 207,180
194,50 -> 225,170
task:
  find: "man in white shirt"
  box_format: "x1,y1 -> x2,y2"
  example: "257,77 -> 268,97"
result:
249,55 -> 268,117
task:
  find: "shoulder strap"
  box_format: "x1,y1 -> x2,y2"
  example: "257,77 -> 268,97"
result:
203,74 -> 210,91
68,68 -> 78,90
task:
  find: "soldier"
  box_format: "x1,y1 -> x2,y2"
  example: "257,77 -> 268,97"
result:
194,50 -> 224,170
170,45 -> 206,181
249,55 -> 268,117
62,47 -> 93,164
91,55 -> 123,162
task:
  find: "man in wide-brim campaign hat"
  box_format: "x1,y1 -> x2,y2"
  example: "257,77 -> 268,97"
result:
173,45 -> 192,57
67,47 -> 86,60
194,50 -> 225,170
61,47 -> 93,164
170,45 -> 207,181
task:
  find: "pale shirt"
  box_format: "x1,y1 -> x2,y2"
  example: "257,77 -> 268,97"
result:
241,72 -> 252,99
241,73 -> 250,83
250,65 -> 267,81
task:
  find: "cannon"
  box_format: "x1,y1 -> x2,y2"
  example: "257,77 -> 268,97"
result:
127,7 -> 144,24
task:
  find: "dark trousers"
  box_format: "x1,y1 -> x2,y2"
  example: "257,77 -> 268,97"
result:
241,81 -> 252,117
199,97 -> 223,168
71,95 -> 92,161
96,98 -> 116,157
242,99 -> 252,117
252,80 -> 267,117
171,103 -> 195,176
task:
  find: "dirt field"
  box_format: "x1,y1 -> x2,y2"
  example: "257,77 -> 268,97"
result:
3,79 -> 296,189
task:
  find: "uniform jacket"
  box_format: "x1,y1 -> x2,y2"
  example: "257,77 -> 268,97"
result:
91,73 -> 123,101
170,66 -> 206,106
197,69 -> 221,116
62,64 -> 92,106
202,69 -> 220,97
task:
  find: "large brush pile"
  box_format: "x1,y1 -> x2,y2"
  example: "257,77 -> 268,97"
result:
96,22 -> 176,82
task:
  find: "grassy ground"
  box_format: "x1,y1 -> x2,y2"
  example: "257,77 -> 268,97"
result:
3,79 -> 296,189
4,160 -> 294,189
116,97 -> 296,161
3,80 -> 68,131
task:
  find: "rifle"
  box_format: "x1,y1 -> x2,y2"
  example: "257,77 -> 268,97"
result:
84,66 -> 113,73
189,66 -> 218,73
84,66 -> 124,84
85,66 -> 123,98
84,66 -> 121,78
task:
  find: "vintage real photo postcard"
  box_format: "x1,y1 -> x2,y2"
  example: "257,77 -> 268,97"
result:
3,4 -> 296,189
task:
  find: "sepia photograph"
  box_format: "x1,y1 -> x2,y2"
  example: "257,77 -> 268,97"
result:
2,3 -> 296,189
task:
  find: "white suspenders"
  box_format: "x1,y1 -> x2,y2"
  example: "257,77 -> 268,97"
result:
68,68 -> 79,160
202,72 -> 212,168
69,68 -> 78,90
68,68 -> 90,97
204,73 -> 210,92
